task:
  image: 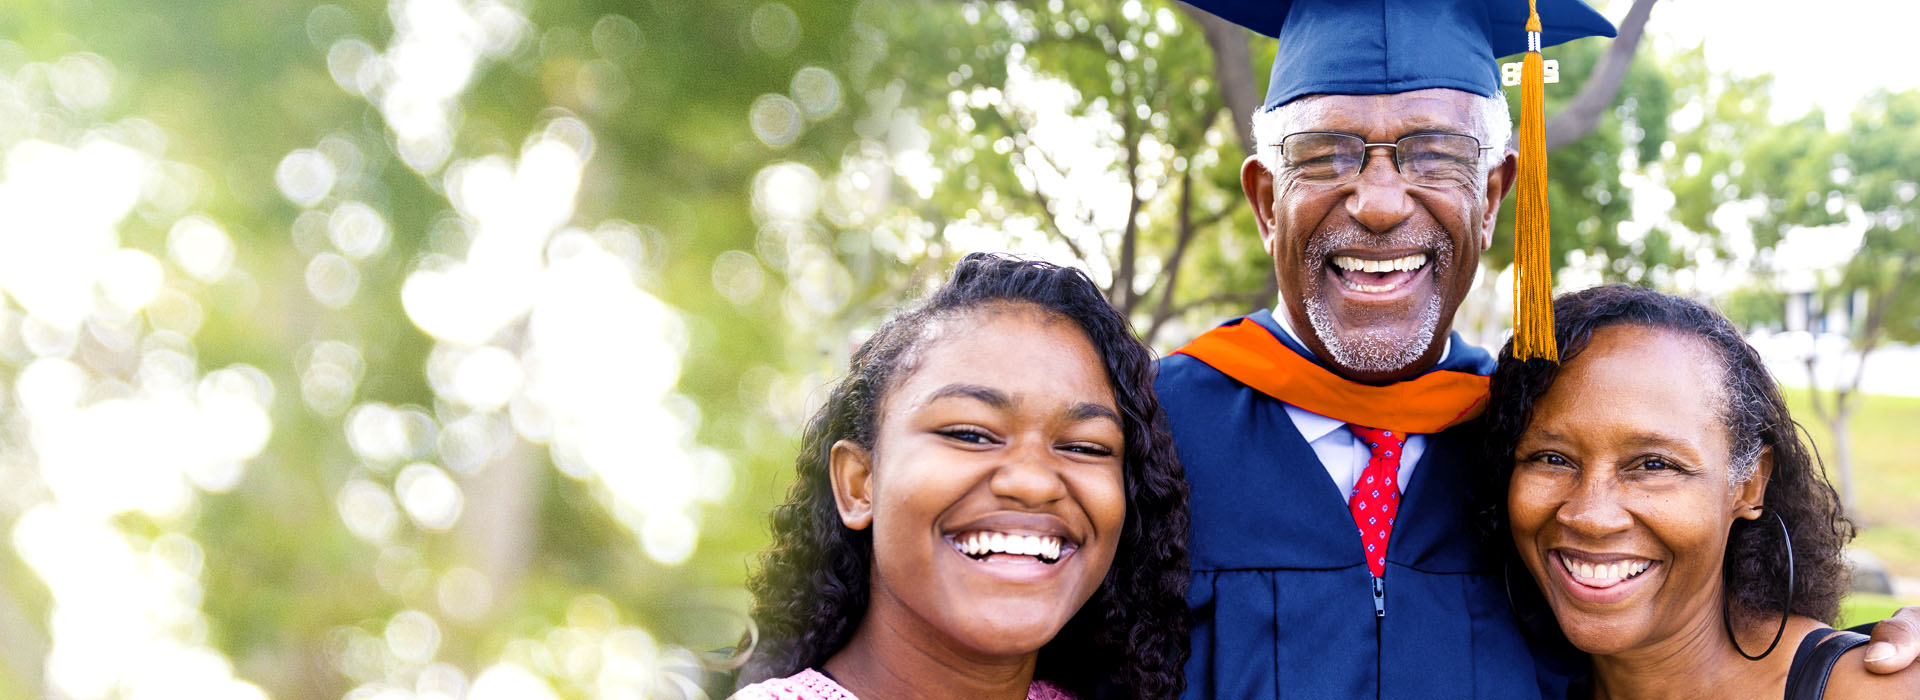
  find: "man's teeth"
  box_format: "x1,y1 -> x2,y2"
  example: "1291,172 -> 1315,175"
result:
956,532 -> 1065,562
1331,253 -> 1428,273
1560,555 -> 1654,582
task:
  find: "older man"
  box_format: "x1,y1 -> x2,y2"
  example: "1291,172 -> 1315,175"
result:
1157,0 -> 1920,698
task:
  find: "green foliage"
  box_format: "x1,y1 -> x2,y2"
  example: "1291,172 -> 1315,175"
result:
1718,285 -> 1788,331
0,0 -> 958,696
863,0 -> 1265,345
1784,389 -> 1920,556
1488,36 -> 1674,285
1834,91 -> 1920,345
1670,79 -> 1920,348
13,1 -> 1907,699
1839,592 -> 1916,630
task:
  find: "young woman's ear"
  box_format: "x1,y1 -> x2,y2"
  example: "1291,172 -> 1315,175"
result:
1733,446 -> 1773,520
829,439 -> 875,530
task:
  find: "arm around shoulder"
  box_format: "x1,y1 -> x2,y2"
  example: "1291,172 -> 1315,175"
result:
1823,646 -> 1920,699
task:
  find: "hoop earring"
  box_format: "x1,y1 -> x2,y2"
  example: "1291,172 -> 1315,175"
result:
1724,509 -> 1792,661
1502,558 -> 1519,615
1501,556 -> 1561,643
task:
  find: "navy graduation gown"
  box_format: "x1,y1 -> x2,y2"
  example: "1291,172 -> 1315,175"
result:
1159,310 -> 1564,699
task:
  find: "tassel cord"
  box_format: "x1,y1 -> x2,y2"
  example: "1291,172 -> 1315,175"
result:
1512,0 -> 1558,361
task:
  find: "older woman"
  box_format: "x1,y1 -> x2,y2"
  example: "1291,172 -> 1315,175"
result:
1484,285 -> 1920,699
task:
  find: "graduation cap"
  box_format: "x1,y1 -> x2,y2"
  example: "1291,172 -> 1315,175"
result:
1186,0 -> 1616,361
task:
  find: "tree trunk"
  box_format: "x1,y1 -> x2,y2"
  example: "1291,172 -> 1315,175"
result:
1828,403 -> 1858,517
1544,0 -> 1662,150
1111,79 -> 1145,314
1179,2 -> 1258,154
456,438 -> 542,616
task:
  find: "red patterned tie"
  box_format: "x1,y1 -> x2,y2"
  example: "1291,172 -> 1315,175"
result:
1346,425 -> 1405,578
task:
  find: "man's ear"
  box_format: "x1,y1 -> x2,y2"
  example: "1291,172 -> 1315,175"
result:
1734,446 -> 1773,520
1479,150 -> 1518,251
829,439 -> 875,530
1241,155 -> 1280,255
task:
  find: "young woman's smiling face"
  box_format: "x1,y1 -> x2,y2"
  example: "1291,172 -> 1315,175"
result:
830,304 -> 1127,660
1507,324 -> 1767,657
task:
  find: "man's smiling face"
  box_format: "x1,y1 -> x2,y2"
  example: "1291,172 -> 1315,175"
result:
1242,88 -> 1515,383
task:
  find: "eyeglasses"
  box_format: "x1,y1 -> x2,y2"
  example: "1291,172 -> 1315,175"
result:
1277,131 -> 1494,187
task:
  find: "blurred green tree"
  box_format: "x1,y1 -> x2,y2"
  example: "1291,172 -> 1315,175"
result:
0,0 -> 966,697
0,1 -> 1828,699
1659,64 -> 1920,513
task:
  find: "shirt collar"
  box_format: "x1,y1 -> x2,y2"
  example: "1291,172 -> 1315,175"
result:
1270,299 -> 1454,366
1283,402 -> 1351,441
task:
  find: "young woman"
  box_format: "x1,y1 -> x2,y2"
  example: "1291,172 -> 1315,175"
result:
1484,285 -> 1920,699
734,253 -> 1190,700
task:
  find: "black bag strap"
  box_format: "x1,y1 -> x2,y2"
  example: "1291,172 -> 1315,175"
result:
1783,627 -> 1871,700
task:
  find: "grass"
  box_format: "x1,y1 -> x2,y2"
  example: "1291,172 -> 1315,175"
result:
1781,389 -> 1920,618
1782,389 -> 1920,577
1839,591 -> 1910,630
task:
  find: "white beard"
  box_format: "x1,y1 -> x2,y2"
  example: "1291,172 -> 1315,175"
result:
1297,223 -> 1454,375
1303,291 -> 1444,374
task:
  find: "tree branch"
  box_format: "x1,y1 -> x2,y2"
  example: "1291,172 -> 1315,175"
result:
1164,283 -> 1275,322
1804,353 -> 1832,423
1188,192 -> 1242,232
1145,168 -> 1201,345
1250,274 -> 1280,314
1544,0 -> 1660,150
979,106 -> 1092,262
1842,254 -> 1917,396
1019,156 -> 1093,262
1179,1 -> 1258,154
1110,85 -> 1145,312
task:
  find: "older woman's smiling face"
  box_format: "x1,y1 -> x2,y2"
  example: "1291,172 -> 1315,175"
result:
1507,324 -> 1768,656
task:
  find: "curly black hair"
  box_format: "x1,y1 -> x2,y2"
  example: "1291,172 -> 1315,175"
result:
739,252 -> 1190,698
1482,284 -> 1853,643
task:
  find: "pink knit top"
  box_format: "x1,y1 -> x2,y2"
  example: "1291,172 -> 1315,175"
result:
732,668 -> 1077,700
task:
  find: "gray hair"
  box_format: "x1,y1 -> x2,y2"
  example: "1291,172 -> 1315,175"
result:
1250,91 -> 1512,176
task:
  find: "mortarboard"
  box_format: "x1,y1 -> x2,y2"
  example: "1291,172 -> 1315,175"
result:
1184,0 -> 1617,362
1185,0 -> 1616,111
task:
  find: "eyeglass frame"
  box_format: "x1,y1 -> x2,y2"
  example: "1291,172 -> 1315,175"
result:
1272,131 -> 1498,188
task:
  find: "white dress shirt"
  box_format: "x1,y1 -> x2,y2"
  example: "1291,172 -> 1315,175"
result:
1267,309 -> 1450,496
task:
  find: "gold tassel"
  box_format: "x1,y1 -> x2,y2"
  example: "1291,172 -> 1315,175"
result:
1512,0 -> 1557,361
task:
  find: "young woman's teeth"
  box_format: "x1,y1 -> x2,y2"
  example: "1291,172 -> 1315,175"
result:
1560,555 -> 1653,584
955,532 -> 1065,563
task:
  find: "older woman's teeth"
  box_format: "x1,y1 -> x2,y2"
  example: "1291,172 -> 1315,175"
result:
956,531 -> 1066,563
1560,554 -> 1653,586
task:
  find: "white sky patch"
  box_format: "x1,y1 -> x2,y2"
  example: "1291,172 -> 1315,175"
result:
1648,0 -> 1920,126
1583,1 -> 1916,300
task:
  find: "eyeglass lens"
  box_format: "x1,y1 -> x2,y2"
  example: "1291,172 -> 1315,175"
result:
1281,133 -> 1481,186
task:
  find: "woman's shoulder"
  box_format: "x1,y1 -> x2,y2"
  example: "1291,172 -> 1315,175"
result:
1026,680 -> 1079,700
1803,635 -> 1920,699
730,669 -> 857,700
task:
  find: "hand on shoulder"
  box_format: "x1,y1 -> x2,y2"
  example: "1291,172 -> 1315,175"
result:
1823,644 -> 1920,699
1824,610 -> 1920,698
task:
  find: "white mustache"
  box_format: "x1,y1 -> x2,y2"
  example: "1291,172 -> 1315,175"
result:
1303,226 -> 1451,265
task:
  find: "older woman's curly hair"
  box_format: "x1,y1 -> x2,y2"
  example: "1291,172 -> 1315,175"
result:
739,252 -> 1190,698
1482,284 -> 1853,642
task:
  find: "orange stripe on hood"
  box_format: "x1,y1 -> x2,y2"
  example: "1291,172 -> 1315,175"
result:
1173,318 -> 1489,434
